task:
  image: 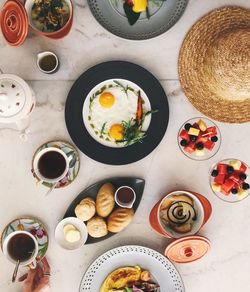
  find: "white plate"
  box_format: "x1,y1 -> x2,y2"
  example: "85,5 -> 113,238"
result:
82,79 -> 152,148
80,245 -> 185,291
55,217 -> 88,250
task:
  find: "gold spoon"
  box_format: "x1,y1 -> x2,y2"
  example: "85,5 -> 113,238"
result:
12,260 -> 20,283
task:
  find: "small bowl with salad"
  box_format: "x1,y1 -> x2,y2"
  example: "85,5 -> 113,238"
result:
25,0 -> 73,39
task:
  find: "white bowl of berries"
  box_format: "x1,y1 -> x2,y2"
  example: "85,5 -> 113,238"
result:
178,117 -> 221,161
210,159 -> 250,202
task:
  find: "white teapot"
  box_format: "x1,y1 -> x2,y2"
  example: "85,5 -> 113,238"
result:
0,71 -> 35,139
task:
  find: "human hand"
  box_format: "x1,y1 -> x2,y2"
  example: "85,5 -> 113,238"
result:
19,258 -> 51,292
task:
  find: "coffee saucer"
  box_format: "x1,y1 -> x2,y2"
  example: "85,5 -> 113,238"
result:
31,140 -> 80,189
0,217 -> 49,260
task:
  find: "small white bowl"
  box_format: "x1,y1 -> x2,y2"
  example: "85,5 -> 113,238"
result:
55,217 -> 88,250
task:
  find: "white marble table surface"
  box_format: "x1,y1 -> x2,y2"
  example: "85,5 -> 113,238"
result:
0,0 -> 250,291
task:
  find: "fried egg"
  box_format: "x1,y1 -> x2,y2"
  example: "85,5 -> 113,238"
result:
83,79 -> 152,148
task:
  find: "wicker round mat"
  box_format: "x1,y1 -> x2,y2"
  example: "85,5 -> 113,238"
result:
178,6 -> 250,123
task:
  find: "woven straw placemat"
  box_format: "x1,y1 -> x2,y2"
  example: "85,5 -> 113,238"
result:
178,6 -> 250,123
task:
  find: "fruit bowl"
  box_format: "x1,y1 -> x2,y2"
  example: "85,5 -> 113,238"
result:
209,159 -> 250,203
178,117 -> 221,161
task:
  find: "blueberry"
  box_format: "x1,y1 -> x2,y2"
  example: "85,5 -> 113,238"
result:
184,123 -> 192,131
231,188 -> 238,194
227,165 -> 234,174
242,183 -> 250,190
180,139 -> 188,147
239,173 -> 247,180
196,142 -> 204,150
190,135 -> 197,142
211,169 -> 218,177
211,136 -> 218,142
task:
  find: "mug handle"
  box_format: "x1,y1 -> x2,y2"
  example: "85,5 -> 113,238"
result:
28,259 -> 37,269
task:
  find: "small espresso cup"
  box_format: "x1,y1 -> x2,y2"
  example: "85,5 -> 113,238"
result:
33,147 -> 69,184
3,231 -> 38,267
115,186 -> 136,208
37,51 -> 59,74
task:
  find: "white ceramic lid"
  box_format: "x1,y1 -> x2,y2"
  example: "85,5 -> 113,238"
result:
0,74 -> 35,123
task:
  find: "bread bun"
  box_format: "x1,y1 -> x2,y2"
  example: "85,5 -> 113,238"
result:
87,216 -> 108,238
96,183 -> 115,218
108,208 -> 134,233
75,197 -> 96,221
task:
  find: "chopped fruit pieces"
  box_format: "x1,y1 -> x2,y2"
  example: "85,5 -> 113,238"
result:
221,179 -> 235,195
195,149 -> 205,156
180,129 -> 190,141
237,189 -> 247,200
212,183 -> 221,192
217,164 -> 228,175
188,127 -> 200,136
204,140 -> 215,151
226,165 -> 234,174
179,118 -> 220,159
210,159 -> 249,201
243,183 -> 250,190
196,142 -> 204,150
211,169 -> 218,177
184,123 -> 192,131
180,139 -> 188,147
229,160 -> 241,170
211,136 -> 218,142
214,174 -> 226,185
132,0 -> 148,13
197,119 -> 207,131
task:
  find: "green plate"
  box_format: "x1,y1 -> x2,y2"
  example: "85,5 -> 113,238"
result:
87,0 -> 188,40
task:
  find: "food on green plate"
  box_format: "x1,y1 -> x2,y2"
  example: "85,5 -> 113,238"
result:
63,224 -> 81,243
210,160 -> 249,200
122,0 -> 165,26
100,265 -> 160,292
83,80 -> 157,147
179,118 -> 219,157
160,194 -> 197,234
31,0 -> 70,32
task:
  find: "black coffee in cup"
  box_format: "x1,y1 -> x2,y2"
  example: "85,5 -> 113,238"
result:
38,151 -> 67,179
8,234 -> 35,262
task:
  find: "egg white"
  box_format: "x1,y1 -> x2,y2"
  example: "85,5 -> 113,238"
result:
83,79 -> 151,148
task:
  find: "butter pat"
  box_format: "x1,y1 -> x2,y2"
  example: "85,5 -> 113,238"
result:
63,224 -> 81,243
188,127 -> 200,136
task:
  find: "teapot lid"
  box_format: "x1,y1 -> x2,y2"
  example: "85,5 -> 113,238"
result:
0,74 -> 35,123
0,0 -> 28,46
164,235 -> 210,263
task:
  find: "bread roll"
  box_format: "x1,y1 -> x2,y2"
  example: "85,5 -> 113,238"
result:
108,208 -> 134,233
87,216 -> 108,238
75,197 -> 96,221
96,183 -> 115,218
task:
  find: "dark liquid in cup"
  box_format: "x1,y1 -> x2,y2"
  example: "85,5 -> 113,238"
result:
117,187 -> 135,204
8,234 -> 35,262
38,151 -> 66,179
39,54 -> 57,72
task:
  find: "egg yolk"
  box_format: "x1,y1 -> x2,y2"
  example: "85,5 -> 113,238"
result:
109,124 -> 124,141
99,92 -> 115,108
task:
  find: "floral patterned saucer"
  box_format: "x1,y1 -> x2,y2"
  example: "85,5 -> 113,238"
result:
1,218 -> 49,260
31,140 -> 80,189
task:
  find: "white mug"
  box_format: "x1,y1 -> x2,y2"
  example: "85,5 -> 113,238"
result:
3,231 -> 38,267
33,147 -> 69,184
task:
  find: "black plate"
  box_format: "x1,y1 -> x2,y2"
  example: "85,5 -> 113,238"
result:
65,61 -> 169,165
64,177 -> 145,244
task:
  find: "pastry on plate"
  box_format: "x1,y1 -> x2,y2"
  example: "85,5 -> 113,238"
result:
87,216 -> 108,238
96,183 -> 115,218
75,197 -> 96,221
108,208 -> 134,233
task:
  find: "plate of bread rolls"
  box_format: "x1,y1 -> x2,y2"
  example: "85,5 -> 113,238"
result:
63,177 -> 145,244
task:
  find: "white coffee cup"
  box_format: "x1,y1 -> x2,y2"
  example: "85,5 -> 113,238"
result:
3,231 -> 38,267
33,147 -> 69,184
